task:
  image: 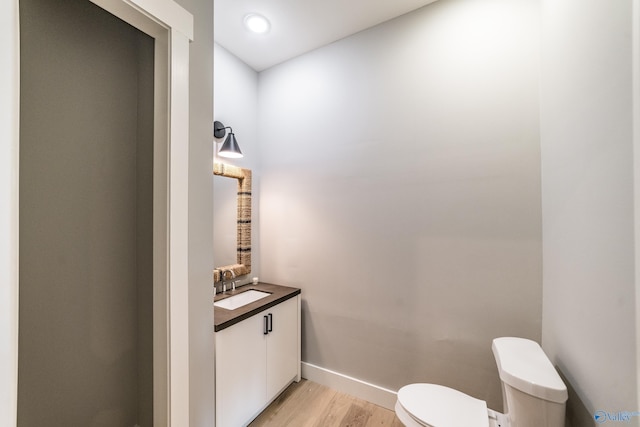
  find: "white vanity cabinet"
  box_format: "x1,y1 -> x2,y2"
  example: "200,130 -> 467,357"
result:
215,294 -> 300,427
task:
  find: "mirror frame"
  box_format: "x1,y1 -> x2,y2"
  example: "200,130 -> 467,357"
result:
213,162 -> 252,282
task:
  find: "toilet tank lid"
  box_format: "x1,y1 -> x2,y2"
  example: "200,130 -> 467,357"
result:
492,337 -> 568,404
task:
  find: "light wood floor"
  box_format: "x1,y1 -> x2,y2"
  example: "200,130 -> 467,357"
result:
249,379 -> 405,427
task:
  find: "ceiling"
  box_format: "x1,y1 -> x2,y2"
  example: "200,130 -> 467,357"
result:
214,0 -> 439,71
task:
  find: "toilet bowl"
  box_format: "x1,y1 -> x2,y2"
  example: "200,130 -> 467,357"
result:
395,383 -> 491,427
395,337 -> 568,427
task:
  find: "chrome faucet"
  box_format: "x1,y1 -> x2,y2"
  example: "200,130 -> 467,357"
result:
220,269 -> 236,292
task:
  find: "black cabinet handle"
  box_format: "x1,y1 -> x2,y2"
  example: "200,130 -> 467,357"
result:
263,315 -> 268,335
268,313 -> 273,333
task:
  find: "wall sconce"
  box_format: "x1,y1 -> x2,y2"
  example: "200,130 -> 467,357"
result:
214,120 -> 243,159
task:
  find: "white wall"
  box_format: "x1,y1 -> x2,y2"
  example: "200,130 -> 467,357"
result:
635,0 -> 640,417
257,0 -> 541,410
213,43 -> 261,284
540,0 -> 639,425
174,0 -> 216,425
0,0 -> 19,425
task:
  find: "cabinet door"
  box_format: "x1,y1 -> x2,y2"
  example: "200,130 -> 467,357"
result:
266,296 -> 299,398
216,313 -> 267,427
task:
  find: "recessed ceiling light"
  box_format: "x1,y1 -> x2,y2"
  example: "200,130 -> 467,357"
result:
244,13 -> 270,34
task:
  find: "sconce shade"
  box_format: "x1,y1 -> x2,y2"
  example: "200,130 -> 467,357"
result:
214,120 -> 244,158
218,132 -> 243,158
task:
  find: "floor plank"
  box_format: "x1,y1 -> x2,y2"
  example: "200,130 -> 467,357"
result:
340,401 -> 371,427
311,392 -> 359,427
367,404 -> 405,427
250,380 -> 337,427
249,379 -> 404,427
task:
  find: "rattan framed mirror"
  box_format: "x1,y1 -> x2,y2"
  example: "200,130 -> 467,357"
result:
213,162 -> 252,283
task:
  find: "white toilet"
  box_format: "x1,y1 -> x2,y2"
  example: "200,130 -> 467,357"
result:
395,337 -> 568,427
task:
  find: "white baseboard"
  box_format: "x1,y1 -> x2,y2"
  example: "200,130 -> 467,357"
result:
300,362 -> 398,410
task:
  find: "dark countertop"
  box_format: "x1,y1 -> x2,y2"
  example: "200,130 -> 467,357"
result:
214,282 -> 301,332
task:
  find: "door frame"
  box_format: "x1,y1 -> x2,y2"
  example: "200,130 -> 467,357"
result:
633,0 -> 640,413
0,0 -> 194,425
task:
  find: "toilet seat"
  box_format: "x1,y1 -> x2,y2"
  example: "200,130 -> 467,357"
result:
396,384 -> 489,427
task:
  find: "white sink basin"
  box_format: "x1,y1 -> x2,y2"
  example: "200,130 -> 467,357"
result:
214,289 -> 271,310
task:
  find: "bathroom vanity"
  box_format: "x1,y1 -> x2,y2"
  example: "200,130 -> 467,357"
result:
214,282 -> 301,427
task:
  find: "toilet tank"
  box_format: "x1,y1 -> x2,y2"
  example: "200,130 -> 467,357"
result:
492,337 -> 568,427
